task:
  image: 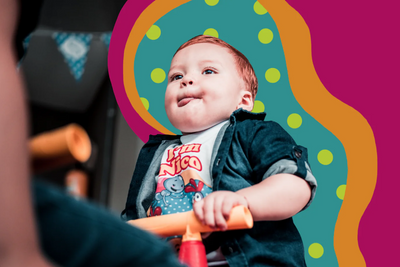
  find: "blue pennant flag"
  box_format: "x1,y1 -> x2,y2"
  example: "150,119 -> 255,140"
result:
53,32 -> 92,81
101,32 -> 112,50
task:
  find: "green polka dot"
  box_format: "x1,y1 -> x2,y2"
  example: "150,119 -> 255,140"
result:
308,243 -> 324,259
252,100 -> 265,113
146,25 -> 161,40
151,68 -> 166,84
254,1 -> 268,15
336,184 -> 346,200
318,149 -> 333,165
258,28 -> 274,44
287,113 -> 302,129
203,28 -> 219,38
140,97 -> 149,111
265,68 -> 281,83
205,0 -> 219,6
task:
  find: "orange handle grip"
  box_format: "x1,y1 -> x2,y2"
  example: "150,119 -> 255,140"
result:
29,124 -> 91,172
128,205 -> 253,237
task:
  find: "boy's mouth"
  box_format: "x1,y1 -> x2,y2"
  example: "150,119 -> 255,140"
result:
177,97 -> 199,107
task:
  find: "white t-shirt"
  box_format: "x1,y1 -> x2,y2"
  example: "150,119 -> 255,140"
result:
148,121 -> 229,266
148,121 -> 227,216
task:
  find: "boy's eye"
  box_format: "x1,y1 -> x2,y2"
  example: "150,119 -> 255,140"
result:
203,69 -> 215,75
171,74 -> 183,81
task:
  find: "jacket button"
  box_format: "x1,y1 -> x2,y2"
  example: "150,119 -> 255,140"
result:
294,150 -> 302,158
216,158 -> 220,166
228,247 -> 234,253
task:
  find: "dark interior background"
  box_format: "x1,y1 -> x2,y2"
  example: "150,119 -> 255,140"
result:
18,0 -> 142,212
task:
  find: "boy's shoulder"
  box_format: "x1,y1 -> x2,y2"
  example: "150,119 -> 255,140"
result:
235,119 -> 291,144
233,112 -> 295,146
231,108 -> 284,129
232,109 -> 286,134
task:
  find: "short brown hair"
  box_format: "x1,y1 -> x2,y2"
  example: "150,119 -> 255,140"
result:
175,35 -> 258,100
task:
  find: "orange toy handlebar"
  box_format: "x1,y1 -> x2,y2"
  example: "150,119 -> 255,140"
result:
129,205 -> 253,267
128,205 -> 253,237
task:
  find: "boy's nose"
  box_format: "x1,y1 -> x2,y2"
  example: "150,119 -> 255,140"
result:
183,81 -> 193,86
181,77 -> 194,87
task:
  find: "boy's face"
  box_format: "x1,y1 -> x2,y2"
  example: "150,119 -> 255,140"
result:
165,43 -> 251,134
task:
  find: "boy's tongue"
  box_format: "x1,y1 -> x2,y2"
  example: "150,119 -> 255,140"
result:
178,97 -> 197,107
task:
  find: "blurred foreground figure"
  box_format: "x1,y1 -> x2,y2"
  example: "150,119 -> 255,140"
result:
0,0 -> 51,266
0,1 -> 183,266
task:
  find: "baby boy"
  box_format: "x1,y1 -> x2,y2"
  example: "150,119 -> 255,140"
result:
124,35 -> 317,267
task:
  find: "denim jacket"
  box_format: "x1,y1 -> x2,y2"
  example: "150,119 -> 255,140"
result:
124,109 -> 317,267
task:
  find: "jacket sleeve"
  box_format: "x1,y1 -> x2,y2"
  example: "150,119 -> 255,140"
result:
248,121 -> 317,208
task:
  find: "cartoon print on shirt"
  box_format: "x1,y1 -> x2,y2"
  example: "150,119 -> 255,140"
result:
155,175 -> 185,206
148,170 -> 212,217
184,178 -> 205,203
148,205 -> 162,217
159,144 -> 203,177
148,142 -> 216,217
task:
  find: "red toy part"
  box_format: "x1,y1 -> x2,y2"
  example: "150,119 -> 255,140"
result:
179,229 -> 207,267
179,240 -> 207,267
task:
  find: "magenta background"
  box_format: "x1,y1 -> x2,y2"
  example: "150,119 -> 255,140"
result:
286,0 -> 399,265
108,0 -> 163,143
109,0 -> 399,265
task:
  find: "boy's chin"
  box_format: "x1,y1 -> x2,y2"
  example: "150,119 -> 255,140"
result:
174,123 -> 206,135
179,127 -> 204,135
177,122 -> 221,135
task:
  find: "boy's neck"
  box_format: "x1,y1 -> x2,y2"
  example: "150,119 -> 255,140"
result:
180,120 -> 229,136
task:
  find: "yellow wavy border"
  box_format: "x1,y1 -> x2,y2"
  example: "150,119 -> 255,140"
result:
124,0 -> 191,135
260,0 -> 377,266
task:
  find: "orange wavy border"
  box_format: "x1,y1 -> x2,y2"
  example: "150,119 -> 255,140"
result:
123,0 -> 191,135
260,0 -> 377,266
124,0 -> 377,264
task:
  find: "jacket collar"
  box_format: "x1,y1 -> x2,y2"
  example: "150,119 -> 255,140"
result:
230,108 -> 266,123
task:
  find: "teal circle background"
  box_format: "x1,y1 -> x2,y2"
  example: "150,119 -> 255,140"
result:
134,1 -> 347,266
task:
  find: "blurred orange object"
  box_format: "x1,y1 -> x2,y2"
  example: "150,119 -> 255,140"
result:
29,124 -> 91,173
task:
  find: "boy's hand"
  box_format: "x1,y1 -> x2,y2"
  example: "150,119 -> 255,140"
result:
193,191 -> 248,231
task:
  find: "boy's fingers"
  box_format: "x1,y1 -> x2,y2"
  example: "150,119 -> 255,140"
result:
193,200 -> 205,223
232,197 -> 248,210
203,196 -> 216,228
214,196 -> 227,230
221,194 -> 247,222
221,198 -> 234,220
238,195 -> 249,207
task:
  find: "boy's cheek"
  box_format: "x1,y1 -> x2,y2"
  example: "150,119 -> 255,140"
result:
165,87 -> 176,101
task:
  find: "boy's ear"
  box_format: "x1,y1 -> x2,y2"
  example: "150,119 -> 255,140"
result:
237,90 -> 254,112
